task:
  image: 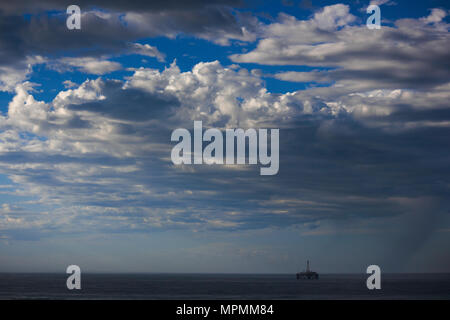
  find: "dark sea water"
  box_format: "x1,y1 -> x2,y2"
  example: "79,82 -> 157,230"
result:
0,273 -> 449,300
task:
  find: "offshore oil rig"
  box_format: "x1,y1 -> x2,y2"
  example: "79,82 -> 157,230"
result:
296,260 -> 319,280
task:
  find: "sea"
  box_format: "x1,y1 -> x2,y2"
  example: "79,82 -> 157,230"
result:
0,273 -> 449,300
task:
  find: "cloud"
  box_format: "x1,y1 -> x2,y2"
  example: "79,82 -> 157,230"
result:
0,56 -> 46,92
312,4 -> 356,30
62,80 -> 78,89
1,56 -> 450,240
45,42 -> 165,75
369,0 -> 397,6
127,43 -> 166,62
422,8 -> 447,24
273,70 -> 329,83
231,5 -> 450,90
0,65 -> 31,92
54,57 -> 122,75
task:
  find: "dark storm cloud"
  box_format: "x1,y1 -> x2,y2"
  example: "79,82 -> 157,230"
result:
0,0 -> 256,80
0,15 -> 26,65
0,0 -> 243,14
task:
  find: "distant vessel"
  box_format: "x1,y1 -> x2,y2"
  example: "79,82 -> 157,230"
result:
296,260 -> 319,280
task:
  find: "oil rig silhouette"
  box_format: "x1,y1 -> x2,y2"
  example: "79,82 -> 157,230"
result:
296,260 -> 319,280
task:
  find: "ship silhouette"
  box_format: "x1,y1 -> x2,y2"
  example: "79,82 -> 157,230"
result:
296,260 -> 319,280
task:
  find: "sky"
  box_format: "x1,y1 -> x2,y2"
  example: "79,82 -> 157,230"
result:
0,0 -> 450,274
